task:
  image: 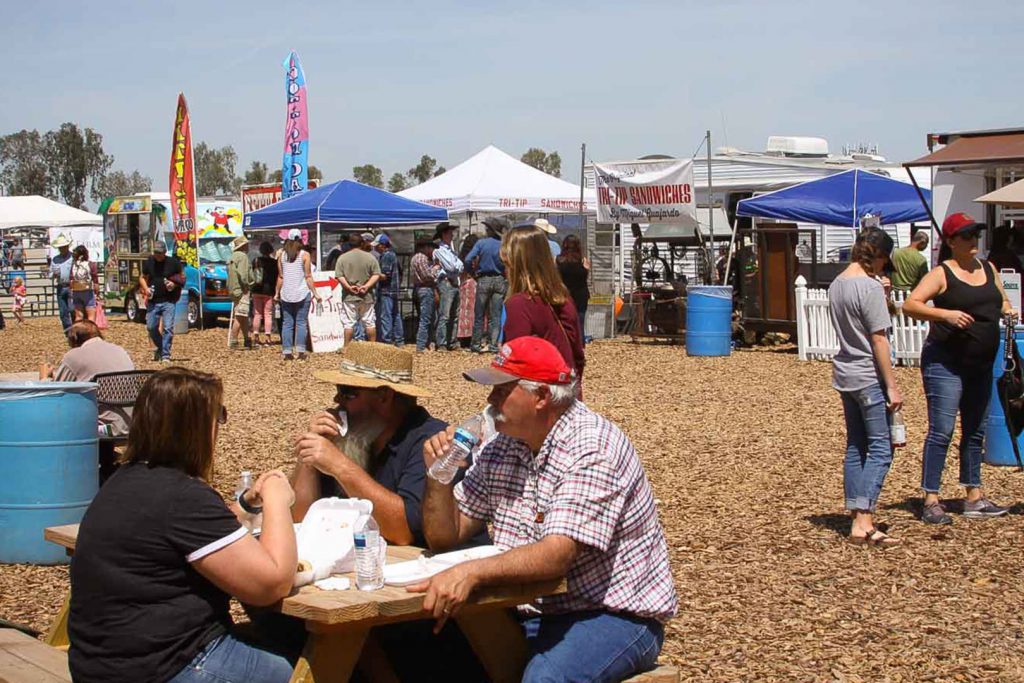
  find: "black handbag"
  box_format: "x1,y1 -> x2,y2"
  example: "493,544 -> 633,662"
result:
996,316 -> 1024,470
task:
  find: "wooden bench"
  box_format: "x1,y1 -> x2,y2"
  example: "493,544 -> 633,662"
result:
624,664 -> 681,682
0,628 -> 71,682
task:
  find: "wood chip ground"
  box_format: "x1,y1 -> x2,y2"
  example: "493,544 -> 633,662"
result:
3,317 -> 1024,681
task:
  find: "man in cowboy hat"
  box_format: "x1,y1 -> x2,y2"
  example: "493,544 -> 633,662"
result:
432,222 -> 463,351
227,234 -> 253,349
534,218 -> 560,258
287,341 -> 490,679
416,336 -> 677,682
465,216 -> 509,353
48,233 -> 75,330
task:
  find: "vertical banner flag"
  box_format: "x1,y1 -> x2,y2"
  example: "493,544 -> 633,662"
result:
168,93 -> 198,268
282,51 -> 309,199
593,159 -> 696,224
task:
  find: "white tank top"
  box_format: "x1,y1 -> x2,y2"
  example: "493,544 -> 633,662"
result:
280,252 -> 310,302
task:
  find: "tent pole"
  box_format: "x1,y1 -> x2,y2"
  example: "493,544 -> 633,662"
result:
906,166 -> 941,238
315,221 -> 322,270
706,129 -> 715,284
723,217 -> 738,285
578,142 -> 587,259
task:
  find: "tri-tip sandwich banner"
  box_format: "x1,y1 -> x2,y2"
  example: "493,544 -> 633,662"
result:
593,158 -> 696,224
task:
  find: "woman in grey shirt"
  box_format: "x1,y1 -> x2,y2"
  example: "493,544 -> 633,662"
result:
828,228 -> 903,546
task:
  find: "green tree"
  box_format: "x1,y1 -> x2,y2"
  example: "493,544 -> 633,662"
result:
242,160 -> 269,185
193,142 -> 238,196
352,164 -> 384,188
407,155 -> 440,184
0,129 -> 50,197
44,123 -> 113,208
387,173 -> 409,193
95,170 -> 152,198
264,164 -> 321,187
521,147 -> 561,177
309,165 -> 323,181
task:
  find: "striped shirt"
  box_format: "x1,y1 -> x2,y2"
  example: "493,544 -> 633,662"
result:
454,401 -> 678,621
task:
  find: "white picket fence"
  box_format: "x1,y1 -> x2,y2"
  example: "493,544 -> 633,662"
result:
794,275 -> 929,366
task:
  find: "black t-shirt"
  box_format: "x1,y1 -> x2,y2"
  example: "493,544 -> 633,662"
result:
69,463 -> 245,683
557,259 -> 590,313
142,256 -> 184,303
317,406 -> 490,548
251,255 -> 280,296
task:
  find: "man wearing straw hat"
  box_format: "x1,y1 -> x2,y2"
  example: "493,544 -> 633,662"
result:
283,341 -> 488,678
48,232 -> 75,331
227,235 -> 253,350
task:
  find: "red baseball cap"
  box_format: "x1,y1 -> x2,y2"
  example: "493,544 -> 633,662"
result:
463,337 -> 575,385
941,212 -> 985,240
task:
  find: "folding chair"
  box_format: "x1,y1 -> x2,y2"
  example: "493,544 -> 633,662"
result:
92,370 -> 155,484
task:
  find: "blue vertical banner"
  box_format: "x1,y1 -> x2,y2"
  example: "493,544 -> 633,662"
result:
282,51 -> 309,199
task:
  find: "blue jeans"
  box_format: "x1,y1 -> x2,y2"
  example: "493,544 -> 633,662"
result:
379,294 -> 404,346
146,301 -> 176,359
471,275 -> 507,352
436,279 -> 459,350
839,382 -> 893,512
521,611 -> 664,683
280,296 -> 311,354
167,634 -> 293,683
415,286 -> 436,351
921,343 -> 991,493
56,284 -> 73,330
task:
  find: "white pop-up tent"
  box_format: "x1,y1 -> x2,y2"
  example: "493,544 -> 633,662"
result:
0,196 -> 102,229
399,145 -> 595,215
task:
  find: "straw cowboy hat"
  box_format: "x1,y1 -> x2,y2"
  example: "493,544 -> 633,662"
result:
533,218 -> 557,235
230,235 -> 249,252
313,342 -> 433,398
51,233 -> 71,248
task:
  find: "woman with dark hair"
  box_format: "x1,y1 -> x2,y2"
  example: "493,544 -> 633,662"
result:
903,213 -> 1015,525
456,234 -> 479,345
70,244 -> 99,323
69,367 -> 297,683
275,228 -> 320,360
828,227 -> 902,545
556,234 -> 591,339
985,223 -> 1024,274
251,240 -> 279,347
501,225 -> 585,377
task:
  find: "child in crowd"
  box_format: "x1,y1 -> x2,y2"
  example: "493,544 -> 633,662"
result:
11,275 -> 27,323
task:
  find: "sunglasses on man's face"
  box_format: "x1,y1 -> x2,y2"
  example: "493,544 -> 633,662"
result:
335,385 -> 364,401
217,405 -> 228,425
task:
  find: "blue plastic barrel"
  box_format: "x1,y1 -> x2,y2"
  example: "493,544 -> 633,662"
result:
985,327 -> 1024,466
686,286 -> 733,357
0,381 -> 98,564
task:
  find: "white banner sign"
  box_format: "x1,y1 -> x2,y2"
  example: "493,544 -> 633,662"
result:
594,159 -> 696,224
1001,269 -> 1021,313
48,226 -> 104,260
308,271 -> 345,353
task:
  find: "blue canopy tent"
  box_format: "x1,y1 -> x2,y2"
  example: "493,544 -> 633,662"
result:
243,179 -> 449,264
735,169 -> 933,227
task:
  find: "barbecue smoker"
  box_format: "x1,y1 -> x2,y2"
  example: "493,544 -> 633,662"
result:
628,223 -> 713,342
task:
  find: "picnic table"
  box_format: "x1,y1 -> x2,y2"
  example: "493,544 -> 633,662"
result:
44,524 -> 566,683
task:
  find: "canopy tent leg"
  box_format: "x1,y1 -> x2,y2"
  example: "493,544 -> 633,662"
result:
906,167 -> 941,238
315,222 -> 322,270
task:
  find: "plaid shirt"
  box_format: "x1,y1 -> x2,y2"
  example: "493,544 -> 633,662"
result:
454,401 -> 678,621
410,253 -> 436,288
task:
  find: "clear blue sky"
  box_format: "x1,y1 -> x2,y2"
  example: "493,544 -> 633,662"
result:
3,0 -> 1021,190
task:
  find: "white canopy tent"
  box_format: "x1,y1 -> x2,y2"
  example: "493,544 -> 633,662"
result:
398,145 -> 595,215
0,196 -> 101,229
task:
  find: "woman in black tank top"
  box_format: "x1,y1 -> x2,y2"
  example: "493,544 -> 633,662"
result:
902,213 -> 1014,525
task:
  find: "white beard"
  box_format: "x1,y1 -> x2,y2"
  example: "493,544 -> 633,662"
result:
332,416 -> 386,471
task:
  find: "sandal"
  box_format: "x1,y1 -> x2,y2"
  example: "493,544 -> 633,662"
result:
849,527 -> 900,547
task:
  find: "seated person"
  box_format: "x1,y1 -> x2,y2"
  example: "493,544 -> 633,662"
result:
69,367 -> 298,683
417,336 -> 678,683
39,320 -> 135,437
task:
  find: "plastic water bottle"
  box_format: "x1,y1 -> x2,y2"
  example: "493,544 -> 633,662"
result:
235,471 -> 259,531
354,516 -> 384,591
890,409 -> 906,449
428,413 -> 487,485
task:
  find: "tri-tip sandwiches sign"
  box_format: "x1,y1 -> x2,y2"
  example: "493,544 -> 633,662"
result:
594,158 -> 696,224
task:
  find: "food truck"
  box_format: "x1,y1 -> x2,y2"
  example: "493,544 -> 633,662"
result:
102,194 -> 244,326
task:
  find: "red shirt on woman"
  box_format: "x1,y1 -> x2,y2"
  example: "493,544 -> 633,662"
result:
503,293 -> 585,376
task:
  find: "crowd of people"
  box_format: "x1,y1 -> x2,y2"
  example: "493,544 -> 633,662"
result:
829,212 -> 1014,546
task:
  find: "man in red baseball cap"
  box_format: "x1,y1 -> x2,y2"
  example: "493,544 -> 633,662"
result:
412,336 -> 678,682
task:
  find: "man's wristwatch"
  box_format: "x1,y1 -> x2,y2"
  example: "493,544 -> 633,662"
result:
237,489 -> 263,514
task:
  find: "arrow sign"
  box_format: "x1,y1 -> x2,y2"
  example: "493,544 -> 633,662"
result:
313,276 -> 339,289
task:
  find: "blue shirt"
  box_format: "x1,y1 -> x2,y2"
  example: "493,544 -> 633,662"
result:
433,242 -> 463,285
378,249 -> 401,298
548,239 -> 561,258
465,237 -> 504,276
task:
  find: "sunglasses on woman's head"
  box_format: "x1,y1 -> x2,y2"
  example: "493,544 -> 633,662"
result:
217,405 -> 228,425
